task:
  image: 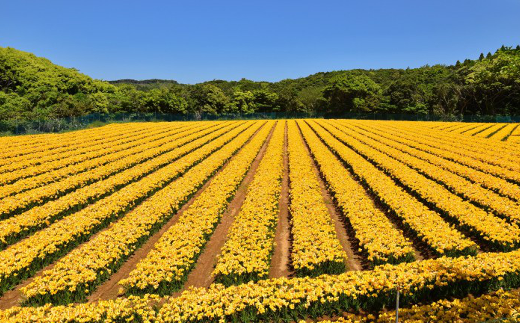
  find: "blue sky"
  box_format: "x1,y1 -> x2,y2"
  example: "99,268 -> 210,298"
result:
2,0 -> 520,83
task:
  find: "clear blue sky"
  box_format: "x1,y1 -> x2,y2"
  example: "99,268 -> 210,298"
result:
2,0 -> 520,84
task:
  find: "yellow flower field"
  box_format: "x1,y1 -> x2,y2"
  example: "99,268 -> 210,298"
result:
0,119 -> 519,322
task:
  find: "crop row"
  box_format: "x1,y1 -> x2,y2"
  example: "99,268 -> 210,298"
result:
321,287 -> 520,322
346,121 -> 520,203
458,122 -> 520,152
489,123 -> 518,141
334,122 -> 520,223
287,121 -> 346,276
0,122 -> 203,193
363,120 -> 520,167
157,248 -> 520,322
453,123 -> 485,134
475,123 -> 508,138
0,122 -> 230,219
0,122 -> 168,174
380,121 -> 520,169
0,123 -> 135,160
118,121 -> 274,296
212,121 -> 285,285
21,121 -> 269,305
468,123 -> 496,135
0,122 -> 256,297
0,122 -> 240,249
2,124 -> 146,163
376,288 -> 520,322
321,121 -> 520,251
307,121 -> 476,257
298,121 -> 415,267
397,122 -> 520,178
370,121 -> 518,164
4,248 -> 519,322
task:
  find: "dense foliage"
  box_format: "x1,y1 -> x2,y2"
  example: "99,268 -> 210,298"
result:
1,45 -> 520,125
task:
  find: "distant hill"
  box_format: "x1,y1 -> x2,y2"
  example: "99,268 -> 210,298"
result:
2,44 -> 520,133
0,46 -> 116,120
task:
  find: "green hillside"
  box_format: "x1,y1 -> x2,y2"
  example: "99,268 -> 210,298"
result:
1,45 -> 520,127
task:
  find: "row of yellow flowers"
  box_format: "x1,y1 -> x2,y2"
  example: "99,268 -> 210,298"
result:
0,122 -> 232,219
0,122 -> 240,249
287,121 -> 346,276
158,249 -> 520,322
372,120 -> 520,176
0,122 -> 171,175
509,134 -> 520,143
119,121 -> 273,295
4,249 -> 520,322
0,122 -> 135,160
510,124 -> 520,136
0,122 -> 255,298
468,123 -> 498,136
307,121 -> 476,257
438,121 -> 520,156
366,119 -> 520,179
474,123 -> 509,138
362,120 -> 520,167
0,123 -> 157,171
0,123 -> 146,170
452,122 -> 488,135
320,287 -> 520,322
403,120 -> 520,162
461,123 -> 497,135
388,120 -> 520,160
21,121 -> 267,305
377,288 -> 520,322
212,121 -> 285,285
344,120 -> 520,203
0,122 -> 204,194
321,121 -> 520,251
333,121 -> 520,222
439,121 -> 520,153
298,121 -> 415,266
489,123 -> 519,141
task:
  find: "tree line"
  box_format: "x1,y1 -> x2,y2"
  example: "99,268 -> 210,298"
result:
1,45 -> 520,124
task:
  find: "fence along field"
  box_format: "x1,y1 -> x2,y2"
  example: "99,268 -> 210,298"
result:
0,119 -> 520,322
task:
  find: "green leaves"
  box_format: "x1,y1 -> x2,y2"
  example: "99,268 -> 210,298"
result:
323,73 -> 381,113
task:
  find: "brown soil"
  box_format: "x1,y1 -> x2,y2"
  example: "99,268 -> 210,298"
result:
177,121 -> 277,292
269,121 -> 293,279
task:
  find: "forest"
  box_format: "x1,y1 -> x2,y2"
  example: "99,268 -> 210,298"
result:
1,45 -> 520,127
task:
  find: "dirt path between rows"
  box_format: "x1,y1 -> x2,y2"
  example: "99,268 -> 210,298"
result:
175,121 -> 277,293
297,121 -> 363,271
269,122 -> 292,279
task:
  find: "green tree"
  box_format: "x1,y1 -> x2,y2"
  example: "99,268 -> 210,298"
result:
188,84 -> 229,117
323,74 -> 381,113
466,48 -> 520,115
297,87 -> 324,114
225,90 -> 256,114
252,89 -> 279,113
